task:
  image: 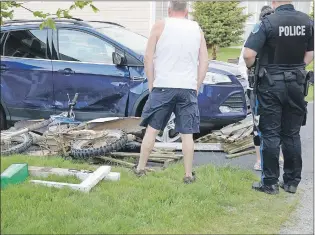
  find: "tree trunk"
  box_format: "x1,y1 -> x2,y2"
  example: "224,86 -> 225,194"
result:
212,45 -> 217,60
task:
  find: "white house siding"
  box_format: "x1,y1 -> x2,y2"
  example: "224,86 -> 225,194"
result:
155,1 -> 168,21
242,1 -> 312,41
11,1 -> 151,37
9,1 -> 312,40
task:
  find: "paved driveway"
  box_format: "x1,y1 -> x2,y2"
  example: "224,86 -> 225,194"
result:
193,103 -> 314,234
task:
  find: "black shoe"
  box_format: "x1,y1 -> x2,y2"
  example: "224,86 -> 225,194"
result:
133,168 -> 146,177
279,181 -> 297,194
183,171 -> 196,184
252,181 -> 279,195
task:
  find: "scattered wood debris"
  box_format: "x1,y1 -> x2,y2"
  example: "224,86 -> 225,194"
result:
21,115 -> 257,168
196,115 -> 255,158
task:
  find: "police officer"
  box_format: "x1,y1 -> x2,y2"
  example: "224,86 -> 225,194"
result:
239,6 -> 277,172
243,1 -> 314,195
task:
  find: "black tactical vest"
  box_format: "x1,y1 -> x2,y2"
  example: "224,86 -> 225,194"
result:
259,7 -> 312,70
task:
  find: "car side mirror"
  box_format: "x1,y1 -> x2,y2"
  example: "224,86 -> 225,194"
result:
112,52 -> 126,66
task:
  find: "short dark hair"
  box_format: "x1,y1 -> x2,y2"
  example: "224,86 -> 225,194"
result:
259,6 -> 274,20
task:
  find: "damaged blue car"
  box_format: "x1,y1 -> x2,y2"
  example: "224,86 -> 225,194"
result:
0,19 -> 247,142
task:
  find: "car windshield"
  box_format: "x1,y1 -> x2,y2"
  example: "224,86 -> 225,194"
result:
97,26 -> 148,55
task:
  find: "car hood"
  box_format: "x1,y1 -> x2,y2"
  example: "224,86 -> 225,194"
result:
137,56 -> 241,77
208,60 -> 241,76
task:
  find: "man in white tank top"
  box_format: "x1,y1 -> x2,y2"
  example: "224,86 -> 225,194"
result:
135,1 -> 209,183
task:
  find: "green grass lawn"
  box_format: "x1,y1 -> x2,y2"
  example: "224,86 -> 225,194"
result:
215,47 -> 242,62
1,155 -> 298,234
215,47 -> 314,102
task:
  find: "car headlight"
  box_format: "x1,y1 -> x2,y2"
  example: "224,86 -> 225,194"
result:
203,72 -> 232,85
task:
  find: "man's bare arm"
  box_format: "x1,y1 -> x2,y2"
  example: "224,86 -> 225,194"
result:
243,48 -> 257,68
304,51 -> 314,66
197,31 -> 209,92
144,21 -> 164,92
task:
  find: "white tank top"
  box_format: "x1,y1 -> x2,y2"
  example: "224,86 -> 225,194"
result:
153,17 -> 201,89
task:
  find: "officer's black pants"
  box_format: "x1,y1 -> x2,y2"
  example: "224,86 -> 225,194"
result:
257,74 -> 307,186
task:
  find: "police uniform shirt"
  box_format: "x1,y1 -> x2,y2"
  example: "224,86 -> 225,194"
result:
244,4 -> 314,69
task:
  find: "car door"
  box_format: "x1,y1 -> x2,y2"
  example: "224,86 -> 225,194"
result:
0,28 -> 54,121
52,28 -> 131,121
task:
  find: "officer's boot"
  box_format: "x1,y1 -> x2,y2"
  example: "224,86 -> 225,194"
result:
252,181 -> 279,195
279,181 -> 297,194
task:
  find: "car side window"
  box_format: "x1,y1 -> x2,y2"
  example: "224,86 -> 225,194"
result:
3,29 -> 48,59
58,29 -> 115,64
0,32 -> 5,56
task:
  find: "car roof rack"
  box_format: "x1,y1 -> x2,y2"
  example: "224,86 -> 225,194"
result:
87,21 -> 125,28
2,18 -> 91,27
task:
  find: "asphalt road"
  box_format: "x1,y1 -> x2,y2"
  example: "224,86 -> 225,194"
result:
193,103 -> 314,234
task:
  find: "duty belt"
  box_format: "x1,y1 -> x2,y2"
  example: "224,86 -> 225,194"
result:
259,68 -> 307,86
268,72 -> 298,81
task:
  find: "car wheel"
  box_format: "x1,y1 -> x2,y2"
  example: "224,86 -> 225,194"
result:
0,107 -> 6,130
155,113 -> 181,143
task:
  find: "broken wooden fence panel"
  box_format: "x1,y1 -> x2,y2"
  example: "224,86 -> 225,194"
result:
109,152 -> 183,160
154,142 -> 223,151
225,149 -> 256,159
221,120 -> 253,136
226,143 -> 254,154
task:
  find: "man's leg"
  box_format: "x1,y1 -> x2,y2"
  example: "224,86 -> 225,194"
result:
280,81 -> 306,192
137,88 -> 175,173
249,89 -> 262,171
279,146 -> 284,168
175,89 -> 200,182
253,130 -> 262,171
137,125 -> 159,171
181,133 -> 194,177
252,81 -> 285,194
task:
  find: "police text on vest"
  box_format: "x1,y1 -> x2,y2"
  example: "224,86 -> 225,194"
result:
279,26 -> 306,36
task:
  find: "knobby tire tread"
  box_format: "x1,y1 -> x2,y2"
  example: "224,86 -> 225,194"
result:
1,133 -> 33,156
71,130 -> 128,160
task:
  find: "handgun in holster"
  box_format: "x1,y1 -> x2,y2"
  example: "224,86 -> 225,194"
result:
248,67 -> 255,89
252,58 -> 260,95
258,68 -> 275,86
304,71 -> 312,97
302,101 -> 308,126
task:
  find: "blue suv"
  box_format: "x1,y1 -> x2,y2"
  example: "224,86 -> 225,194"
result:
0,18 -> 247,142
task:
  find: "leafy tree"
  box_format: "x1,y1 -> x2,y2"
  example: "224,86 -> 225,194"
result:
310,8 -> 313,18
0,1 -> 99,29
192,1 -> 250,60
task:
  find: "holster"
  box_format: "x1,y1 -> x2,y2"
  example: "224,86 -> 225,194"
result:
248,71 -> 255,89
302,101 -> 308,126
303,71 -> 312,96
258,68 -> 275,86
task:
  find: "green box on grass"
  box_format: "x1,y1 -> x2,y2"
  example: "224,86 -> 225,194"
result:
1,163 -> 29,189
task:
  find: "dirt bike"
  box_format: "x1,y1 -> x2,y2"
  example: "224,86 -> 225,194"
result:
1,93 -> 128,158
